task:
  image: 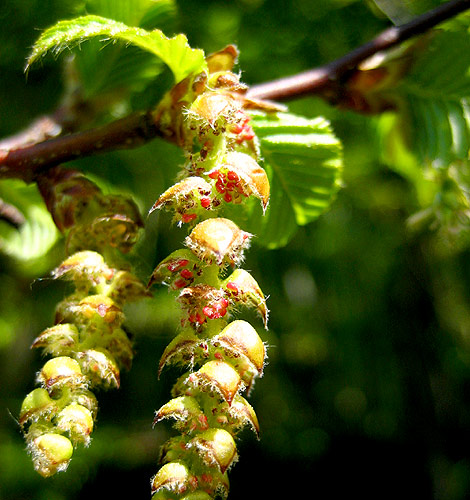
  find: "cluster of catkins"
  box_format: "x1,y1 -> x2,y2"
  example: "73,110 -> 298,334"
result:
19,166 -> 149,477
148,46 -> 273,499
19,45 -> 274,498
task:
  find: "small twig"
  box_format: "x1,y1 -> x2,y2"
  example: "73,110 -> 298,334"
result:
247,0 -> 470,101
0,111 -> 163,183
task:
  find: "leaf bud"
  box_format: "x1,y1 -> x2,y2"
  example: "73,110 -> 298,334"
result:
188,93 -> 240,132
148,249 -> 201,290
29,432 -> 74,477
52,251 -> 113,285
56,402 -> 94,445
36,167 -> 101,233
211,320 -> 266,379
75,295 -> 124,331
149,177 -> 213,225
69,388 -> 98,418
210,151 -> 270,211
31,324 -> 79,357
19,388 -> 57,426
38,356 -> 85,390
76,348 -> 120,388
66,194 -> 143,255
151,461 -> 197,496
187,360 -> 242,405
189,428 -> 238,473
185,218 -> 251,267
158,331 -> 204,376
226,395 -> 260,437
107,270 -> 152,305
223,269 -> 269,327
206,45 -> 239,73
177,285 -> 229,327
154,396 -> 208,434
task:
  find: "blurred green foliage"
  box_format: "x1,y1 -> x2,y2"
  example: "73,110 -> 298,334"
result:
2,1 -> 470,499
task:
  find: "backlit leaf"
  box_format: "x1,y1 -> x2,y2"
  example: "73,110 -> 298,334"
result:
0,180 -> 60,264
243,112 -> 343,249
26,14 -> 206,84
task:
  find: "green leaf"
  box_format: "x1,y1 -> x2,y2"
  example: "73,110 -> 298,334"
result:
373,27 -> 470,247
245,112 -> 343,249
0,180 -> 60,264
82,0 -> 177,30
386,29 -> 470,168
26,14 -> 207,84
70,0 -> 177,100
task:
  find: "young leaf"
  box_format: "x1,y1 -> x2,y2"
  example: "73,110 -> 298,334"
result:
368,26 -> 470,172
0,180 -> 59,265
70,0 -> 178,100
392,29 -> 470,168
82,0 -> 177,30
245,112 -> 343,249
26,15 -> 207,84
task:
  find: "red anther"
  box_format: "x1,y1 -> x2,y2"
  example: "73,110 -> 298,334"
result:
208,300 -> 227,317
174,278 -> 187,289
215,181 -> 225,194
217,415 -> 228,425
208,170 -> 220,179
227,171 -> 239,182
181,213 -> 197,223
224,192 -> 232,203
167,259 -> 189,272
180,269 -> 194,279
188,314 -> 197,323
212,298 -> 229,311
226,282 -> 239,295
196,312 -> 206,324
198,414 -> 209,429
200,196 -> 211,208
202,306 -> 216,319
225,182 -> 235,191
201,474 -> 213,484
243,129 -> 256,141
104,268 -> 115,281
214,351 -> 223,360
231,123 -> 244,134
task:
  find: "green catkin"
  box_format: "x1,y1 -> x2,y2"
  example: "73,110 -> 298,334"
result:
20,167 -> 149,477
149,46 -> 273,499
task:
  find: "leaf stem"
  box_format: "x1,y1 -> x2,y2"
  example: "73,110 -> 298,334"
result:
0,111 -> 162,182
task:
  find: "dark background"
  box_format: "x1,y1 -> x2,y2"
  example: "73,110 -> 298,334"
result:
2,1 -> 470,499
